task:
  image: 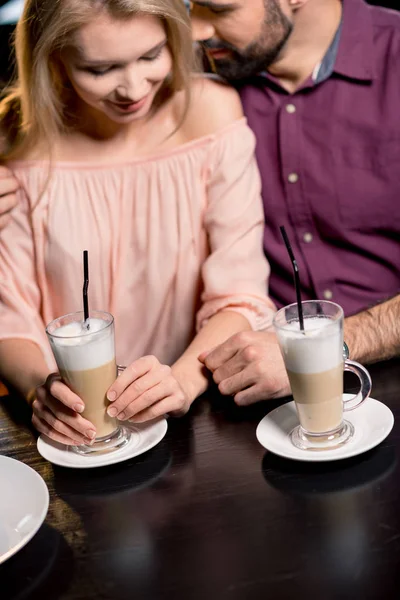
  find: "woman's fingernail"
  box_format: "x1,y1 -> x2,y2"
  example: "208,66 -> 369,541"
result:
74,404 -> 84,413
108,407 -> 118,417
107,391 -> 117,401
86,430 -> 96,440
117,412 -> 126,420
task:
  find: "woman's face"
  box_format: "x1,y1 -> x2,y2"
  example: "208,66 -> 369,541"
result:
62,12 -> 173,125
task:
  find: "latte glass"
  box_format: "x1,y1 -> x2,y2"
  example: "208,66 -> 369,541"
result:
273,300 -> 372,451
46,310 -> 130,455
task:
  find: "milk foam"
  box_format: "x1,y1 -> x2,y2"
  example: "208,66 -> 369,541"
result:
277,317 -> 343,374
49,318 -> 115,372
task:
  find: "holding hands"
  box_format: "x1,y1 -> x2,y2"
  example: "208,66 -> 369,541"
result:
199,330 -> 290,406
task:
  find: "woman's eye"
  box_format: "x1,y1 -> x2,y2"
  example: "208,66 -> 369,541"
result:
85,66 -> 114,76
141,48 -> 163,62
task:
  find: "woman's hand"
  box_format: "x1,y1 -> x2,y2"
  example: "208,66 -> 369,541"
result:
106,356 -> 190,423
32,373 -> 97,446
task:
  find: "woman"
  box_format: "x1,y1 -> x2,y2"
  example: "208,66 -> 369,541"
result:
0,0 -> 275,447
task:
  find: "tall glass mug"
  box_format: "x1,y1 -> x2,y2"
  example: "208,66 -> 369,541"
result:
273,300 -> 372,451
46,311 -> 131,455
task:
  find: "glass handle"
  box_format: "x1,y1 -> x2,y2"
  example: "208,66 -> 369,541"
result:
343,359 -> 372,411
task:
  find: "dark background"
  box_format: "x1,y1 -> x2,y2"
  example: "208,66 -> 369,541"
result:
0,1 -> 399,85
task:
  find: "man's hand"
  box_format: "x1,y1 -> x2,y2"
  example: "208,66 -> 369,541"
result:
198,330 -> 290,406
0,166 -> 19,230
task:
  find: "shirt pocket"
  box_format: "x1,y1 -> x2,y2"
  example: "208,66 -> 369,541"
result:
332,137 -> 400,231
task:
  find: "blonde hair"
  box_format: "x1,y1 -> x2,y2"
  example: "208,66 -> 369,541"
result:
0,0 -> 194,160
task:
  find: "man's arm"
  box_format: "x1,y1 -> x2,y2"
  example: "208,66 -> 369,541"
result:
344,294 -> 400,364
0,165 -> 18,230
200,295 -> 400,406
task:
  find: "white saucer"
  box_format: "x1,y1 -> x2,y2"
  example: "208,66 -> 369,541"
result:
37,418 -> 168,469
256,395 -> 394,462
0,456 -> 49,565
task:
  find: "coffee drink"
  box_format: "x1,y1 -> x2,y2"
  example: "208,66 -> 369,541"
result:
278,317 -> 344,434
274,300 -> 371,451
59,361 -> 117,438
48,317 -> 118,438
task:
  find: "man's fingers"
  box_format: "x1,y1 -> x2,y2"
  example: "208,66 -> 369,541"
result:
202,340 -> 241,372
233,384 -> 269,407
212,353 -> 250,384
233,376 -> 290,406
198,346 -> 217,364
217,367 -> 257,397
107,356 -> 159,401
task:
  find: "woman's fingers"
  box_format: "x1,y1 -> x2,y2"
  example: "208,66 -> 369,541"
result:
108,364 -> 171,417
115,378 -> 178,420
32,413 -> 83,446
32,377 -> 97,446
43,394 -> 96,438
45,375 -> 85,413
107,356 -> 159,402
129,392 -> 188,423
32,399 -> 94,444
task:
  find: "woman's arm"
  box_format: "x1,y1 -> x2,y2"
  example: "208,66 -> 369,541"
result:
0,184 -> 97,445
171,310 -> 251,402
0,339 -> 49,400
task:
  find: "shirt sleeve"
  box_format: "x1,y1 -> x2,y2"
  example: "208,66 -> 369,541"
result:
196,120 -> 276,332
0,186 -> 52,366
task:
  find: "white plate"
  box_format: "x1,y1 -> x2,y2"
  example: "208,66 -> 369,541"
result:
0,456 -> 49,565
37,418 -> 168,469
256,395 -> 394,462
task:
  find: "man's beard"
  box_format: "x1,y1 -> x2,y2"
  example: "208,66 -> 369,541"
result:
202,1 -> 293,81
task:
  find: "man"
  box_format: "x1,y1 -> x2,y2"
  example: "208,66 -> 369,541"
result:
191,0 -> 400,404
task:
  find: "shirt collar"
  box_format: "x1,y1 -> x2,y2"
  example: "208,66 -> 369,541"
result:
313,19 -> 342,84
332,0 -> 376,81
257,0 -> 376,88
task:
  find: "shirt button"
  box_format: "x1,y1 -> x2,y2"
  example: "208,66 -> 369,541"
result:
286,103 -> 296,114
288,173 -> 299,183
303,232 -> 313,243
323,289 -> 333,300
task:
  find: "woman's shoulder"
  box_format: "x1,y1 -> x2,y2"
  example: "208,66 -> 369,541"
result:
178,76 -> 245,140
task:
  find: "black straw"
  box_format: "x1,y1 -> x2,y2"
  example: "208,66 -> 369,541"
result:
280,226 -> 304,332
83,250 -> 90,329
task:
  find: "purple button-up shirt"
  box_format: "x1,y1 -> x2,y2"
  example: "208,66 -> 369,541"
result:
238,0 -> 400,316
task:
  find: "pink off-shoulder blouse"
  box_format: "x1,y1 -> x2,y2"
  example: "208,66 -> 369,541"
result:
0,119 -> 275,370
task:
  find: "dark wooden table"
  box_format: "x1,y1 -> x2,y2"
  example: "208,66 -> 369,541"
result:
1,359 -> 400,600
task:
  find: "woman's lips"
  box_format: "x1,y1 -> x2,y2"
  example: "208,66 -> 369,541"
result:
107,95 -> 148,114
